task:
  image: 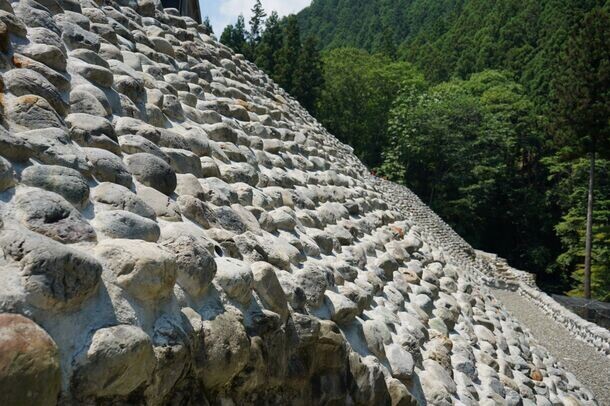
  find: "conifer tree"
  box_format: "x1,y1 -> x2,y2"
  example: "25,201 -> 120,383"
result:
220,24 -> 234,48
551,6 -> 610,299
276,15 -> 301,93
379,26 -> 397,60
202,16 -> 214,35
255,11 -> 283,77
233,15 -> 247,55
220,15 -> 248,56
293,35 -> 324,112
249,0 -> 267,49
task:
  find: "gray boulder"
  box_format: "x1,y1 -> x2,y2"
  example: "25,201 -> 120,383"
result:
72,325 -> 155,399
2,68 -> 68,115
251,261 -> 289,320
162,235 -> 217,297
125,153 -> 177,195
92,210 -> 160,242
0,314 -> 61,406
4,95 -> 64,132
21,165 -> 90,208
95,239 -> 176,301
91,182 -> 155,219
214,257 -> 253,304
19,129 -> 91,174
84,148 -> 132,187
197,310 -> 250,390
0,156 -> 15,192
14,189 -> 96,243
0,227 -> 102,310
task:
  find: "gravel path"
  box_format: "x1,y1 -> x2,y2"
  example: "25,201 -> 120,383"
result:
490,288 -> 610,405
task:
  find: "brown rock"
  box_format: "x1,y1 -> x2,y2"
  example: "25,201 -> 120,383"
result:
531,369 -> 543,382
0,314 -> 61,406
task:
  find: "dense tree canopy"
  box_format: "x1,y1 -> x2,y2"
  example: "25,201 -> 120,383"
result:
316,49 -> 424,167
380,71 -> 554,275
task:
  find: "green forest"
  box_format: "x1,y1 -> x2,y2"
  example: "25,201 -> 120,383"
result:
212,0 -> 610,301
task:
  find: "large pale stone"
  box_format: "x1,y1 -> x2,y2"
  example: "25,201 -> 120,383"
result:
250,261 -> 289,320
95,239 -> 176,301
198,311 -> 250,390
72,325 -> 155,398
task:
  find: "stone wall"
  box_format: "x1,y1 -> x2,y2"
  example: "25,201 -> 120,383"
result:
0,0 -> 603,404
376,179 -> 610,358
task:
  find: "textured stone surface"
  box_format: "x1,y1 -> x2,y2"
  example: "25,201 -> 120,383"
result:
0,2 -> 603,405
0,227 -> 102,310
13,189 -> 96,243
21,165 -> 90,208
125,153 -> 177,195
0,314 -> 61,406
72,325 -> 155,399
95,239 -> 176,301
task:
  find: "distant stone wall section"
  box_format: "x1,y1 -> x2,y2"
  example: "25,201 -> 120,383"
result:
375,179 -> 610,358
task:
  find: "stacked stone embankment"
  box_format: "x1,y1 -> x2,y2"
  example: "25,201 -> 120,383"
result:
0,0 -> 603,404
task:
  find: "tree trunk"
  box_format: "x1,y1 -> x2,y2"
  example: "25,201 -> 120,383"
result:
584,150 -> 595,299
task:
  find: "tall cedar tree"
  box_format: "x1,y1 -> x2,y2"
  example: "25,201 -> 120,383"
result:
552,6 -> 610,298
249,0 -> 267,49
276,15 -> 301,93
220,15 -> 247,56
379,26 -> 397,60
293,36 -> 324,112
202,16 -> 213,35
255,11 -> 282,75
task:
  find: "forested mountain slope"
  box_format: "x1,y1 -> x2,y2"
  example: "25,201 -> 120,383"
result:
298,0 -> 600,90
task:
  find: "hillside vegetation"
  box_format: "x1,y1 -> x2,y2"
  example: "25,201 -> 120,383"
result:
217,0 -> 610,300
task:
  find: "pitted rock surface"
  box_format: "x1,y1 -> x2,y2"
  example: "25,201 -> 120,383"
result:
0,1 -> 605,405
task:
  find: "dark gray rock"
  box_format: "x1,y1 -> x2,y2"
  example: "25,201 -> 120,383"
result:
0,226 -> 102,310
84,147 -> 132,187
70,84 -> 112,116
118,135 -> 168,161
70,59 -> 114,87
4,95 -> 64,132
92,210 -> 160,242
17,43 -> 66,71
114,117 -> 161,143
176,195 -> 217,228
161,94 -> 185,121
2,69 -> 69,115
71,325 -> 155,398
12,4 -> 59,36
125,153 -> 177,195
21,165 -> 90,208
19,128 -> 91,175
70,48 -> 110,68
60,21 -> 100,51
294,265 -> 333,308
162,235 -> 217,297
0,126 -> 34,162
0,9 -> 27,37
0,156 -> 15,192
161,148 -> 203,177
66,113 -> 119,153
11,53 -> 71,91
91,182 -> 155,219
14,189 -> 96,243
214,206 -> 247,234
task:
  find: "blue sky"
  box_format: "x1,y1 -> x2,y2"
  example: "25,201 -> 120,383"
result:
200,0 -> 311,36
